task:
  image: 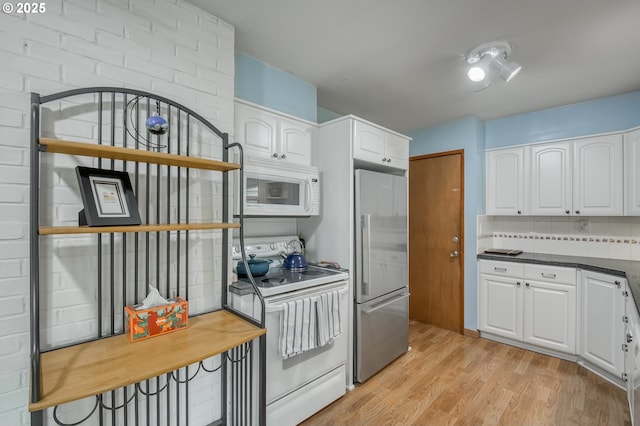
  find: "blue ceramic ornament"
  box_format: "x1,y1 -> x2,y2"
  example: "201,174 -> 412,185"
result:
146,114 -> 168,135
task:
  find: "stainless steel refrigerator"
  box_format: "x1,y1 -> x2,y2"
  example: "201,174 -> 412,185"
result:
354,169 -> 409,383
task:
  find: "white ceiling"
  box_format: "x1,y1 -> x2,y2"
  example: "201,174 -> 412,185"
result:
186,0 -> 640,133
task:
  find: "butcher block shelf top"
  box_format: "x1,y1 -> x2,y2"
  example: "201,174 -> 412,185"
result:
39,222 -> 240,235
39,138 -> 240,172
29,310 -> 266,412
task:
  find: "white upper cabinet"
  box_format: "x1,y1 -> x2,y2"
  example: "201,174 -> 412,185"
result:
573,134 -> 623,216
528,142 -> 572,215
353,120 -> 409,170
487,132 -> 625,216
624,128 -> 640,215
486,147 -> 525,215
235,101 -> 314,165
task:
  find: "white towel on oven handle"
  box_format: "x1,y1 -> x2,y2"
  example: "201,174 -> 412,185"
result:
279,296 -> 316,359
316,290 -> 342,347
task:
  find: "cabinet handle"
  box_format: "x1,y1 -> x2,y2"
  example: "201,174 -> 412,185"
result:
272,153 -> 279,158
525,282 -> 530,287
627,333 -> 634,343
615,280 -> 621,287
387,158 -> 391,163
623,315 -> 629,324
565,210 -> 570,215
622,373 -> 629,382
541,273 -> 556,279
516,281 -> 521,287
623,343 -> 629,352
382,157 -> 387,162
575,210 -> 580,214
494,267 -> 507,273
517,210 -> 522,215
280,154 -> 286,159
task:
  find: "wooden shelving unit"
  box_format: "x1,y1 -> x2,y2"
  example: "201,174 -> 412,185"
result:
30,88 -> 266,425
39,222 -> 240,235
39,138 -> 241,172
29,310 -> 266,412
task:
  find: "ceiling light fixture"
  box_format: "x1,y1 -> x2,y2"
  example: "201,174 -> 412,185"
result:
465,41 -> 522,91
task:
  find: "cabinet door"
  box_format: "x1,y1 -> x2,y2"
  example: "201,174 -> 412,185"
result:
235,103 -> 278,160
353,121 -> 386,164
523,280 -> 576,354
529,142 -> 572,216
573,134 -> 623,216
624,128 -> 640,215
580,270 -> 625,377
279,119 -> 312,165
384,132 -> 409,170
486,147 -> 525,215
479,274 -> 522,340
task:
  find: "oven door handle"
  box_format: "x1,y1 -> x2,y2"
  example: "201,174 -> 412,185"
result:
265,286 -> 348,313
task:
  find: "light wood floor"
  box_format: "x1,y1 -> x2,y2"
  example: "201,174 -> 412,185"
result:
302,321 -> 630,426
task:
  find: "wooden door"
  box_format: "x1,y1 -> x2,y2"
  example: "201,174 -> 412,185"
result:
409,151 -> 463,333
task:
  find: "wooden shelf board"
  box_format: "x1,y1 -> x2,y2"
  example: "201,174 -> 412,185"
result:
39,222 -> 240,235
29,310 -> 266,412
39,138 -> 240,172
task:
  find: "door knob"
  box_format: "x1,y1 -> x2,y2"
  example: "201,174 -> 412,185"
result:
450,250 -> 459,258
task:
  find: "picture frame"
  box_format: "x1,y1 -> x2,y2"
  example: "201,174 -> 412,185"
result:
75,166 -> 142,227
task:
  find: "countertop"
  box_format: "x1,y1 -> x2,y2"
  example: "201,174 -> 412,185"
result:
477,252 -> 640,312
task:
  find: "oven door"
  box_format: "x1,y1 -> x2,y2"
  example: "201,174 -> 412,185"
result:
262,280 -> 348,402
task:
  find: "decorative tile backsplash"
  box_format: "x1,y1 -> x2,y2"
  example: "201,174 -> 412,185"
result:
478,215 -> 640,261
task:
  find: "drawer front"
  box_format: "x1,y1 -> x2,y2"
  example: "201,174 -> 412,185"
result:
524,264 -> 576,285
479,260 -> 524,278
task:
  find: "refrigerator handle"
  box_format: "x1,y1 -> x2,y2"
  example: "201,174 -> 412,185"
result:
361,292 -> 410,314
361,214 -> 371,296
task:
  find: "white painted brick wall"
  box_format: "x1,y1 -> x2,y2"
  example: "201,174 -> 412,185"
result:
0,0 -> 235,423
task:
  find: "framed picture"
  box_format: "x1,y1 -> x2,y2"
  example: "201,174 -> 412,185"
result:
75,166 -> 141,226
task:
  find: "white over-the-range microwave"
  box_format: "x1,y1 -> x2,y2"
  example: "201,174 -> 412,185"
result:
234,156 -> 320,217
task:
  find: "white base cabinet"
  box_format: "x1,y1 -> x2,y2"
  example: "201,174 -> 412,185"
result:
626,294 -> 640,425
479,260 -> 577,354
580,269 -> 627,379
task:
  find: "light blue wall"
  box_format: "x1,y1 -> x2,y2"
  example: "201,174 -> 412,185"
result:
235,52 -> 318,122
409,90 -> 640,332
318,106 -> 341,123
408,116 -> 485,330
486,90 -> 640,149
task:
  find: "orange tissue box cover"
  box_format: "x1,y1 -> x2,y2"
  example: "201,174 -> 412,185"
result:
125,297 -> 188,342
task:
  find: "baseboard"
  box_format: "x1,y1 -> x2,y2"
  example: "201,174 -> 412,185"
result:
463,328 -> 480,338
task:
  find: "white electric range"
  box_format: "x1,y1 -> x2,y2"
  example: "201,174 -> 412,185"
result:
230,236 -> 349,426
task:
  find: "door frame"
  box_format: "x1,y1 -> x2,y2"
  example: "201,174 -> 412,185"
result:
409,149 -> 465,333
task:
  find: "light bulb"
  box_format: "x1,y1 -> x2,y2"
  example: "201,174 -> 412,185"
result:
467,66 -> 486,82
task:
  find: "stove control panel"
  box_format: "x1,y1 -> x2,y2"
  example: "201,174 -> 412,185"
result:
231,236 -> 299,260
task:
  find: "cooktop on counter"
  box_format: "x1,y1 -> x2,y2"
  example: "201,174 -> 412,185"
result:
483,248 -> 523,256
